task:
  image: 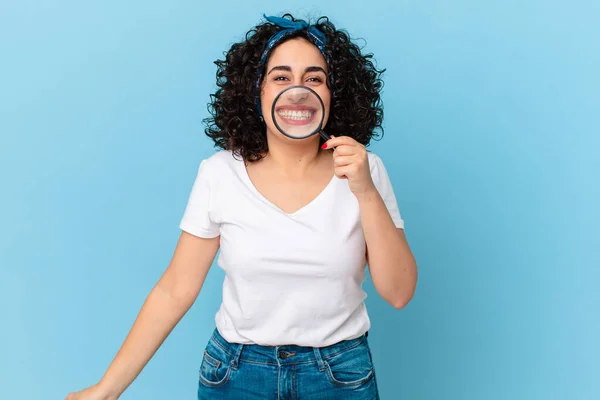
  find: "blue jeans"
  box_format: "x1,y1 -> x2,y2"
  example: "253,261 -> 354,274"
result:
197,328 -> 380,399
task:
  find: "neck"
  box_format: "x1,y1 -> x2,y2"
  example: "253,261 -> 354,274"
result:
263,133 -> 323,176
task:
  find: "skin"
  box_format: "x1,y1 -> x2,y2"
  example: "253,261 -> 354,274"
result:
65,37 -> 417,400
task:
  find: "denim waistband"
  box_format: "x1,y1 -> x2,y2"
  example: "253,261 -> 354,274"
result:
209,328 -> 370,367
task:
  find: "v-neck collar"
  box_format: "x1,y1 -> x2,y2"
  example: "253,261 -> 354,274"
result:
236,156 -> 337,217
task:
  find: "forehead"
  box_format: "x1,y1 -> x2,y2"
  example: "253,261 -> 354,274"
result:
266,38 -> 327,69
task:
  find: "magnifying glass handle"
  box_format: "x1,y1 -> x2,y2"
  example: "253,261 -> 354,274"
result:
319,130 -> 333,142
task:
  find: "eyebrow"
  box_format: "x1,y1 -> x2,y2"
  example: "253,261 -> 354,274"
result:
267,65 -> 327,75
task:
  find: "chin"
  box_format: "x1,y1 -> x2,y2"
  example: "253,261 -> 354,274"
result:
267,128 -> 318,144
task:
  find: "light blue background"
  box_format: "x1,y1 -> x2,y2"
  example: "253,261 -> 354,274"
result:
1,1 -> 598,399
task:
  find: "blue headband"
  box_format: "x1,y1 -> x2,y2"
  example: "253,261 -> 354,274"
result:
255,14 -> 329,121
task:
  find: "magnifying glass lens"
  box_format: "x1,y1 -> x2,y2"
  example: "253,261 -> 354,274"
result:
272,86 -> 326,140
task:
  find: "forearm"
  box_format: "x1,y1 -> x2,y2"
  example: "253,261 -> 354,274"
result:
97,284 -> 193,397
357,188 -> 417,308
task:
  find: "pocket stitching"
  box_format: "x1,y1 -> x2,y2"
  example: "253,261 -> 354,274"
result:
199,351 -> 231,388
322,341 -> 375,388
324,361 -> 374,388
203,350 -> 221,368
323,336 -> 366,360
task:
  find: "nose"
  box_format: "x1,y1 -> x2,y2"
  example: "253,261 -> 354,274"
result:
285,90 -> 309,104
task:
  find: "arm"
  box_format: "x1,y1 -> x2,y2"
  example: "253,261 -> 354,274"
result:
66,232 -> 220,400
357,190 -> 418,309
324,136 -> 418,309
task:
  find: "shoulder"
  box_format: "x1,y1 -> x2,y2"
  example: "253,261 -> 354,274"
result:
366,151 -> 396,188
367,151 -> 386,174
202,149 -> 238,167
367,151 -> 383,164
197,150 -> 242,175
188,150 -> 241,189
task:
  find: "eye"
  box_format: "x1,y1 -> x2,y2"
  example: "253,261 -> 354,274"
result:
307,77 -> 323,83
273,75 -> 289,81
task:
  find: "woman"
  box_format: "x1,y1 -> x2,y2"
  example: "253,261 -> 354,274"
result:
66,13 -> 417,400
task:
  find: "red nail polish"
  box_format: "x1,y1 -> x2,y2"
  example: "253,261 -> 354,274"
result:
321,143 -> 328,149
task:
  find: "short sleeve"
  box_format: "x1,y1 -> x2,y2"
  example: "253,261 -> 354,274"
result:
369,153 -> 405,229
179,159 -> 220,238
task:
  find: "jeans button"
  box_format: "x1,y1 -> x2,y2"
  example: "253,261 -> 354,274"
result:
278,350 -> 287,359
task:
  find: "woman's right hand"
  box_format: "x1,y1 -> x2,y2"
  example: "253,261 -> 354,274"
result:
64,383 -> 117,400
64,233 -> 219,400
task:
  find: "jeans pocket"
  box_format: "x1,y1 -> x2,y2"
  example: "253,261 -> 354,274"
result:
199,344 -> 233,388
324,339 -> 375,388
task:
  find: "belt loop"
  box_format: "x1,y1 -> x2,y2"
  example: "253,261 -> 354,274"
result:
231,343 -> 244,370
313,346 -> 326,371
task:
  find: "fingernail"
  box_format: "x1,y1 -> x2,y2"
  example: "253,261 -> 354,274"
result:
321,143 -> 328,149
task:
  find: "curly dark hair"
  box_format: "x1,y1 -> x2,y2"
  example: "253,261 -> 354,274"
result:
204,14 -> 385,162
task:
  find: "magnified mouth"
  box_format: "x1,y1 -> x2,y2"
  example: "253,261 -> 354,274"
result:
275,105 -> 317,126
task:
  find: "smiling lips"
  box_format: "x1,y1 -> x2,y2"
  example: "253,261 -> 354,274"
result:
275,105 -> 317,126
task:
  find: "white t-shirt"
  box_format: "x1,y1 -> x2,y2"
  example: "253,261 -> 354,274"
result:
180,150 -> 403,347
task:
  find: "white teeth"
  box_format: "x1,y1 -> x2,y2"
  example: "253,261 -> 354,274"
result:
277,110 -> 313,120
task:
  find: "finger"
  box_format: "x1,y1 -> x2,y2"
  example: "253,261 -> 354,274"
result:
333,155 -> 356,167
334,164 -> 358,179
323,136 -> 360,149
332,144 -> 357,156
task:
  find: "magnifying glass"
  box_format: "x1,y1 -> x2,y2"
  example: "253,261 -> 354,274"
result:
271,85 -> 331,141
